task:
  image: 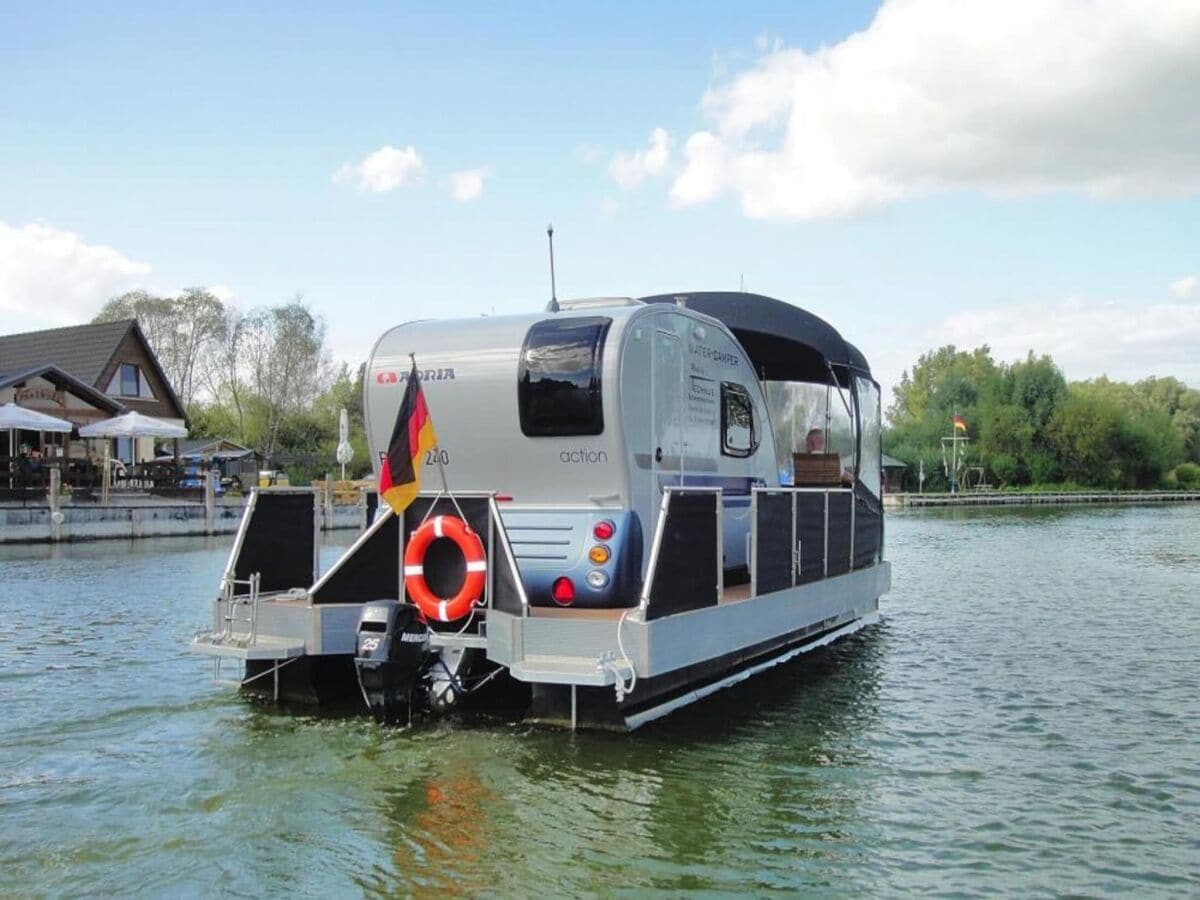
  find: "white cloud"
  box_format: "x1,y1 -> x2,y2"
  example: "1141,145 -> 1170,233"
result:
1168,274 -> 1197,299
448,166 -> 493,203
610,128 -> 673,191
671,0 -> 1200,220
934,292 -> 1200,386
598,196 -> 620,217
0,221 -> 151,325
333,145 -> 425,193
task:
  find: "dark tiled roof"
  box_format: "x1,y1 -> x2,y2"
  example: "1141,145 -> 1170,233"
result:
0,363 -> 125,412
0,319 -> 135,385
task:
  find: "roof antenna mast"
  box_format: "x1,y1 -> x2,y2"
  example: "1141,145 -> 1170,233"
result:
546,223 -> 559,312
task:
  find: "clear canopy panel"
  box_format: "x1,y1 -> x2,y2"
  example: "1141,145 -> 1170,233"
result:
856,377 -> 882,498
764,380 -> 856,484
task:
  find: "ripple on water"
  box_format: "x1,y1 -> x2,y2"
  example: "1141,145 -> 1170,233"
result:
1,511 -> 1199,894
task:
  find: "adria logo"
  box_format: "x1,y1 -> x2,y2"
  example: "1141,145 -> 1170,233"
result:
375,368 -> 456,384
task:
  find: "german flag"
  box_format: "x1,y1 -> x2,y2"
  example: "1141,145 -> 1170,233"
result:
953,414 -> 968,432
379,360 -> 438,514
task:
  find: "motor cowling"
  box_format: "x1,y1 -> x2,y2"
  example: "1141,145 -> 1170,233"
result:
354,599 -> 429,725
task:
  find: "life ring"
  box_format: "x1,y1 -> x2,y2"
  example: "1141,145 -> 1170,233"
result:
404,515 -> 486,622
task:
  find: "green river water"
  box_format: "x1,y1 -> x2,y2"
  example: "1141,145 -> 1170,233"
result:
1,504 -> 1197,896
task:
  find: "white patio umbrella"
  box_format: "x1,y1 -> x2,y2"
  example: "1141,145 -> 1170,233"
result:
0,402 -> 74,433
1,403 -> 74,490
79,411 -> 188,502
335,408 -> 354,479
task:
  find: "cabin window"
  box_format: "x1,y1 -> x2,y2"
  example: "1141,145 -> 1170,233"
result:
721,382 -> 758,457
119,363 -> 140,397
518,317 -> 611,436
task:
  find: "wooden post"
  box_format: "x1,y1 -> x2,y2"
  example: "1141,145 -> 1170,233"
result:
324,473 -> 334,531
204,469 -> 216,535
48,466 -> 62,542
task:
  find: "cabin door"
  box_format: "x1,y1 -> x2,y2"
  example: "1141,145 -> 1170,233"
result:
651,329 -> 684,491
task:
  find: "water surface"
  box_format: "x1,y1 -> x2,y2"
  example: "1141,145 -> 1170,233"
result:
1,505 -> 1197,895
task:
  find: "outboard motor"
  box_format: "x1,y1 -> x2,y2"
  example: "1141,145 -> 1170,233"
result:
354,599 -> 429,725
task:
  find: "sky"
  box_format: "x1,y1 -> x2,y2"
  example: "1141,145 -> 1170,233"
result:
2,0 -> 1199,404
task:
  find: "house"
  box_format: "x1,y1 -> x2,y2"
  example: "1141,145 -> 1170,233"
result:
0,319 -> 187,464
882,453 -> 909,493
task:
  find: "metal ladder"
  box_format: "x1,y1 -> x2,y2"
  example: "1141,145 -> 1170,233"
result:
218,572 -> 261,646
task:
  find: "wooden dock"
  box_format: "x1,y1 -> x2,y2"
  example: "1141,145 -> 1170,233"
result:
885,490 -> 1200,509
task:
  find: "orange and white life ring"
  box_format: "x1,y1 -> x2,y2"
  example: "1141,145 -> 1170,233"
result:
403,515 -> 486,622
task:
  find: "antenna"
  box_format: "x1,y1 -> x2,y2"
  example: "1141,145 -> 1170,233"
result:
546,223 -> 559,312
740,273 -> 744,292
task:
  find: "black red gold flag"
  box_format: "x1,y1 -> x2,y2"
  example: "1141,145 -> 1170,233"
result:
379,360 -> 438,514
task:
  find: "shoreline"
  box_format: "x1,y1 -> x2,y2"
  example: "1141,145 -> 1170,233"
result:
885,490 -> 1200,509
0,495 -> 365,544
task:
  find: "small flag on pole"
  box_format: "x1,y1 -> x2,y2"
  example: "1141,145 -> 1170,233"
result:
953,414 -> 968,432
379,360 -> 438,514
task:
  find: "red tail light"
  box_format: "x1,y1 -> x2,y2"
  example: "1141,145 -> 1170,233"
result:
593,519 -> 615,540
551,577 -> 575,605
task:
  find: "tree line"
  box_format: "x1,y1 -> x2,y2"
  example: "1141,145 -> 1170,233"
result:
93,289 -> 372,483
885,346 -> 1200,491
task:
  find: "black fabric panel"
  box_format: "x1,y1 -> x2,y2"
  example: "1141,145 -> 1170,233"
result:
754,491 -> 793,595
403,497 -> 492,607
794,493 -> 828,584
234,492 -> 315,594
853,489 -> 882,570
311,514 -> 400,604
826,492 -> 852,577
645,492 -> 719,620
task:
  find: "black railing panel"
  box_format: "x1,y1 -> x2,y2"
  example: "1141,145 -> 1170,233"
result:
644,490 -> 720,620
754,491 -> 793,595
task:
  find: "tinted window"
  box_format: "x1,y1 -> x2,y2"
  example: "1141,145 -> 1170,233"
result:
721,382 -> 758,457
518,317 -> 611,436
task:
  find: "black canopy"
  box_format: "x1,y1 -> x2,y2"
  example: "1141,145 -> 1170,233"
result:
639,291 -> 873,385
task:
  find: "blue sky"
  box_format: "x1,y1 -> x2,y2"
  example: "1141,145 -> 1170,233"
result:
3,1 -> 1199,401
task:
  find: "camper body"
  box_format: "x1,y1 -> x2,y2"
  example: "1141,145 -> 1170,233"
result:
364,299 -> 780,608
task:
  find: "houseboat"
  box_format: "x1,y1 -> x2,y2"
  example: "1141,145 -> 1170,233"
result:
192,292 -> 890,730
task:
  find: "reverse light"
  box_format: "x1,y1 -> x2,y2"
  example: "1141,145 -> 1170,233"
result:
588,545 -> 611,565
551,577 -> 576,605
593,519 -> 615,541
586,570 -> 609,589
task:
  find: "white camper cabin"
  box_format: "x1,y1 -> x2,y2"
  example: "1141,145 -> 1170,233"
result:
192,292 -> 889,730
364,297 -> 786,603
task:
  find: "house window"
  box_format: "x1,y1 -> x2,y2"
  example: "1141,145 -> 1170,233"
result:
119,363 -> 140,397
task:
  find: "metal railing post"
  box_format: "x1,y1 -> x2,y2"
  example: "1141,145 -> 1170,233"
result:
849,490 -> 856,571
823,490 -> 830,578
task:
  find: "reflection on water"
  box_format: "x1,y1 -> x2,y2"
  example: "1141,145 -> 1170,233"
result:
1,505 -> 1198,894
